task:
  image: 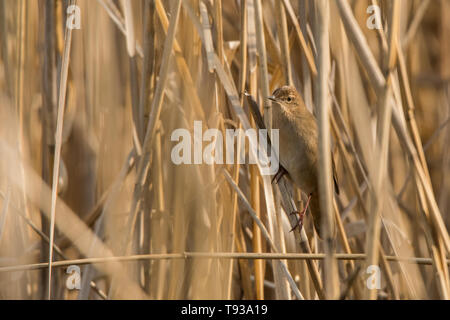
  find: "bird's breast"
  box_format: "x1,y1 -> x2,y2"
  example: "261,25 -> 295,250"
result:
273,111 -> 318,193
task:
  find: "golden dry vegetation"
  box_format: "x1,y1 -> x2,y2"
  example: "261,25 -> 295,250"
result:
0,0 -> 449,300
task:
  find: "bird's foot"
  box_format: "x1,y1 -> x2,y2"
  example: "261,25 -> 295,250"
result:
289,210 -> 305,233
288,193 -> 312,233
272,166 -> 287,184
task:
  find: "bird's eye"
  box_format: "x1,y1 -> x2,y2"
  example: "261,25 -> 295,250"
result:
287,97 -> 292,102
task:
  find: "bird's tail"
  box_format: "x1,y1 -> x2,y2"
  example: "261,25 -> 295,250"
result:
309,192 -> 336,239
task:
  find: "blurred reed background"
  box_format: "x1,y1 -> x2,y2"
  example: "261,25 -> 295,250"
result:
0,0 -> 449,300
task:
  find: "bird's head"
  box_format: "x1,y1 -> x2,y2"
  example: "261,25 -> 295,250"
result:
268,86 -> 304,112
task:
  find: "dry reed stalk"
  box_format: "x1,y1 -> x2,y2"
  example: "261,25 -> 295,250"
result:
214,0 -> 224,63
253,1 -> 277,297
149,124 -> 164,295
224,0 -> 249,300
139,0 -> 155,122
0,0 -> 11,98
274,1 -> 292,86
332,199 -> 363,299
155,0 -> 205,119
15,0 -> 25,143
12,0 -> 35,299
97,0 -> 144,57
121,0 -> 143,150
0,187 -> 10,247
39,0 -> 57,299
224,23 -> 247,294
402,0 -> 431,49
314,0 -> 339,299
269,29 -> 296,90
364,0 -> 400,300
223,169 -> 303,300
2,250 -> 448,274
263,18 -> 283,70
282,0 -> 317,76
136,0 -> 155,293
250,122 -> 264,300
245,0 -> 265,299
335,0 -> 385,91
250,123 -> 264,300
224,135 -> 243,298
254,0 -> 271,129
273,188 -> 291,299
47,0 -> 76,299
234,222 -> 255,299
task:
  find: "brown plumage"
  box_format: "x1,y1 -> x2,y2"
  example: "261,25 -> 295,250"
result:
269,85 -> 339,238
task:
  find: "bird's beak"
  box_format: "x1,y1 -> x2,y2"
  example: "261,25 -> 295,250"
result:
268,95 -> 277,102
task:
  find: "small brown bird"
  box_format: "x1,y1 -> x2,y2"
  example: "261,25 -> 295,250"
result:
269,85 -> 339,238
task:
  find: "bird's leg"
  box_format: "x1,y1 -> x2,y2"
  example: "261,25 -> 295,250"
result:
289,193 -> 312,232
272,166 -> 287,184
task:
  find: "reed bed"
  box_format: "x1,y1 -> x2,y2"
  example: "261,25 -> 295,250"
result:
0,0 -> 449,300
